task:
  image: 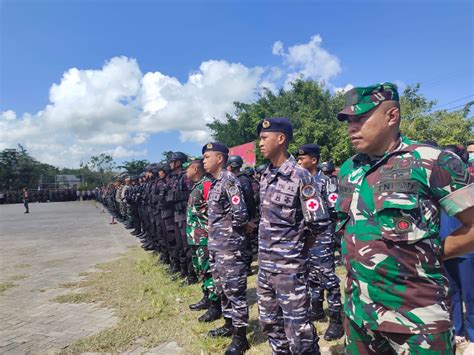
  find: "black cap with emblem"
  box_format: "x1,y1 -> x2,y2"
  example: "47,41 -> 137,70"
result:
296,144 -> 321,159
257,117 -> 293,140
202,142 -> 229,155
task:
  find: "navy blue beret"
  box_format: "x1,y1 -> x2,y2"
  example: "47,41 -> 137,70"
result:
202,142 -> 229,155
297,144 -> 321,158
256,117 -> 293,140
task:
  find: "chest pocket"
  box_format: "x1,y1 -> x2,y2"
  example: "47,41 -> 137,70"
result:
269,191 -> 296,226
337,183 -> 354,214
374,185 -> 427,244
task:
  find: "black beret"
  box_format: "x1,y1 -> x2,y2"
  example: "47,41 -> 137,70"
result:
202,142 -> 229,155
256,117 -> 293,140
297,144 -> 321,158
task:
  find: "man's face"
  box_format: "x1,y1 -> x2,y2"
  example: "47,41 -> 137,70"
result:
203,152 -> 220,174
226,165 -> 233,172
346,105 -> 395,155
158,171 -> 166,179
186,165 -> 196,181
172,160 -> 182,170
467,144 -> 474,154
259,132 -> 283,159
297,155 -> 317,170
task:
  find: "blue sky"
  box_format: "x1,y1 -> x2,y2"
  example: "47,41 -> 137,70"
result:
1,0 -> 472,167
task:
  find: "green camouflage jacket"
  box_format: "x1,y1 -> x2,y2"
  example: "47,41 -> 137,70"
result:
186,176 -> 212,246
336,135 -> 473,334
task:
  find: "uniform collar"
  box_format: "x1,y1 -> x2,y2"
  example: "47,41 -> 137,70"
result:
193,175 -> 207,188
352,134 -> 411,165
264,155 -> 296,179
215,169 -> 225,181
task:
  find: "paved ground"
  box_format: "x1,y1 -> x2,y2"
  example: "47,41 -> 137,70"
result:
0,201 -> 138,354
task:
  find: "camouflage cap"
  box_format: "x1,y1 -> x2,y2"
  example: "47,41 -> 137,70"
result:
337,82 -> 399,121
183,156 -> 204,169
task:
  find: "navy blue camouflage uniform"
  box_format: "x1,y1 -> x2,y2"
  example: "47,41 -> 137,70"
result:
258,156 -> 330,354
309,170 -> 342,315
208,169 -> 250,328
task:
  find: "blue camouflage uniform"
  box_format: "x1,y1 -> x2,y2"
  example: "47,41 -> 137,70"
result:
258,154 -> 330,354
208,169 -> 250,328
309,170 -> 342,315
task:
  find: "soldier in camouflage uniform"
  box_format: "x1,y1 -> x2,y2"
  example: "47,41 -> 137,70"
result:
257,118 -> 330,355
320,161 -> 342,265
296,144 -> 343,341
336,82 -> 474,354
203,142 -> 250,355
185,158 -> 222,323
121,176 -> 131,228
226,155 -> 257,276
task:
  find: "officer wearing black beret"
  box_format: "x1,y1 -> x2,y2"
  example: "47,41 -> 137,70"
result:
296,143 -> 344,340
256,117 -> 293,140
202,142 -> 230,155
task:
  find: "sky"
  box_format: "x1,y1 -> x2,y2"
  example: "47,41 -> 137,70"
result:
1,0 -> 473,168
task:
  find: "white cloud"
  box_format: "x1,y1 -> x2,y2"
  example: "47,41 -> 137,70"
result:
0,110 -> 16,121
272,40 -> 284,56
1,34 -> 344,167
334,83 -> 354,94
273,34 -> 342,88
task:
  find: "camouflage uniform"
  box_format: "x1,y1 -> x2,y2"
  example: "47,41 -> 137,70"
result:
208,169 -> 249,328
258,155 -> 329,354
120,184 -> 129,223
336,83 -> 474,353
309,170 -> 342,315
186,175 -> 217,300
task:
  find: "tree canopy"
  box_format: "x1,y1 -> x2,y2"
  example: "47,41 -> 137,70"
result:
208,80 -> 473,165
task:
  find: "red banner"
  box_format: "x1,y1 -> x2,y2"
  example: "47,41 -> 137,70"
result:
229,141 -> 256,166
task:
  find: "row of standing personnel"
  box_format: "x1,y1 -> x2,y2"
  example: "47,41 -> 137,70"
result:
102,144 -> 344,355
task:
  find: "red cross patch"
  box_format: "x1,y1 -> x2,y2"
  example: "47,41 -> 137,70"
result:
231,195 -> 240,205
328,193 -> 338,203
397,219 -> 411,231
305,198 -> 319,211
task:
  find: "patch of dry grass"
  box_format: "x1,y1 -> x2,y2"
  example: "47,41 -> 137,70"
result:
0,281 -> 17,294
56,246 -> 345,354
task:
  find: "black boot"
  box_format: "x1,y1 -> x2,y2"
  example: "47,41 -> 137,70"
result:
179,264 -> 188,279
225,326 -> 250,355
310,300 -> 327,322
189,292 -> 210,311
208,317 -> 233,337
324,311 -> 344,341
168,262 -> 180,274
187,269 -> 198,285
198,300 -> 222,322
187,274 -> 198,285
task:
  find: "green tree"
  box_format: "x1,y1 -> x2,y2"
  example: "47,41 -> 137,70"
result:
208,80 -> 352,165
400,84 -> 473,145
208,80 -> 473,166
87,153 -> 116,187
0,145 -> 58,191
118,159 -> 150,176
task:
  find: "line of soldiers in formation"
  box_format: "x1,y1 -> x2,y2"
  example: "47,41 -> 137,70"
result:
0,188 -> 81,204
99,140 -> 343,354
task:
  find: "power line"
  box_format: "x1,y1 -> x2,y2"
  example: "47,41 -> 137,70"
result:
431,94 -> 474,111
445,101 -> 474,112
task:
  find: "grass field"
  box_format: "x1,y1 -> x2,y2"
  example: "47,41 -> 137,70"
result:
55,246 -> 345,354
